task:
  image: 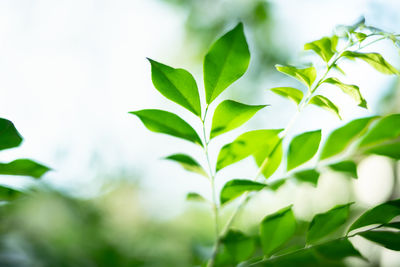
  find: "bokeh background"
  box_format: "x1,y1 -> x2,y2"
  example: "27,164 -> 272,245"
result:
0,0 -> 399,266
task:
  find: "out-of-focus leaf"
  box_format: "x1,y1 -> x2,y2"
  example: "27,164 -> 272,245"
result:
268,179 -> 286,191
221,229 -> 256,262
314,238 -> 363,260
220,179 -> 265,204
0,185 -> 23,201
342,51 -> 399,75
307,203 -> 352,244
0,159 -> 50,179
130,109 -> 202,146
275,65 -> 316,88
320,116 -> 376,160
323,77 -> 367,108
260,206 -> 297,256
348,199 -> 400,233
304,37 -> 336,62
328,161 -> 358,178
0,118 -> 23,151
204,23 -> 250,103
211,100 -> 267,139
148,59 -> 201,116
354,32 -> 367,42
309,95 -> 341,120
164,154 -> 207,177
253,138 -> 283,179
359,231 -> 400,251
270,87 -> 303,106
293,169 -> 320,186
186,192 -> 206,202
287,130 -> 321,171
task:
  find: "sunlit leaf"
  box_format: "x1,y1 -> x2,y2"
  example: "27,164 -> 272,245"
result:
253,138 -> 283,179
0,185 -> 23,201
342,51 -> 399,75
304,37 -> 336,62
186,192 -> 206,202
359,231 -> 400,251
275,65 -> 316,88
270,87 -> 303,106
220,179 -> 265,204
287,130 -> 321,171
293,169 -> 320,186
0,118 -> 23,151
323,77 -> 367,108
130,109 -> 202,146
309,95 -> 341,120
204,23 -> 250,103
210,100 -> 267,139
260,206 -> 296,256
221,229 -> 256,262
164,154 -> 207,177
0,159 -> 50,179
328,161 -> 358,178
148,59 -> 201,116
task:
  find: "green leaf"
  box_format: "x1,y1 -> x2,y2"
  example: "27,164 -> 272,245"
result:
270,87 -> 304,106
253,138 -> 283,179
204,23 -> 250,103
0,118 -> 23,151
307,203 -> 352,244
323,77 -> 367,108
260,206 -> 297,256
0,185 -> 23,201
210,100 -> 267,139
0,159 -> 50,179
275,65 -> 317,88
293,169 -> 320,186
342,51 -> 399,75
359,231 -> 400,251
147,59 -> 201,116
328,161 -> 358,178
348,199 -> 400,233
287,130 -> 321,171
320,116 -> 377,160
186,192 -> 206,202
354,32 -> 367,42
268,179 -> 286,191
309,95 -> 341,120
130,109 -> 202,146
221,229 -> 256,262
164,154 -> 207,177
220,179 -> 266,204
314,238 -> 363,260
216,129 -> 282,172
304,37 -> 336,62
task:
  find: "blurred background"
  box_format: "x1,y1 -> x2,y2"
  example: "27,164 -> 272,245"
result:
0,0 -> 399,266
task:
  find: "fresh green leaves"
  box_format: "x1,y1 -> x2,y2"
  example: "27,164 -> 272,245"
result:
204,23 -> 250,103
328,160 -> 358,178
309,95 -> 341,119
186,192 -> 206,202
0,159 -> 50,178
307,203 -> 352,244
221,230 -> 256,262
293,169 -> 320,186
220,179 -> 266,204
130,109 -> 202,146
0,118 -> 23,151
342,51 -> 399,75
210,100 -> 267,139
359,231 -> 400,251
164,154 -> 207,177
287,130 -> 321,171
275,65 -> 316,88
148,59 -> 201,116
304,36 -> 337,62
0,185 -> 23,201
260,206 -> 296,256
270,87 -> 304,106
323,77 -> 367,108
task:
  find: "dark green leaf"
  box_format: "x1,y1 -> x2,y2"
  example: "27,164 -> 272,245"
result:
307,203 -> 352,244
287,130 -> 321,171
268,179 -> 286,191
221,229 -> 256,262
253,138 -> 283,179
320,116 -> 377,160
328,161 -> 358,178
304,37 -> 336,62
293,169 -> 320,186
359,230 -> 400,251
275,65 -> 316,88
323,77 -> 367,108
186,192 -> 206,202
0,159 -> 50,178
0,185 -> 23,201
220,179 -> 266,204
210,100 -> 267,139
314,238 -> 363,260
309,95 -> 341,120
260,206 -> 297,256
270,87 -> 304,106
342,51 -> 399,75
204,23 -> 250,103
384,222 -> 400,230
164,154 -> 207,177
0,118 -> 23,151
130,109 -> 202,146
148,59 -> 201,116
348,199 -> 400,233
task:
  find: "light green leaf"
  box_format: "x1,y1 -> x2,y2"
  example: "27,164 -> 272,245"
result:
354,32 -> 367,42
268,179 -> 286,191
186,192 -> 206,202
260,206 -> 297,256
304,37 -> 336,62
253,138 -> 283,179
204,23 -> 250,103
220,179 -> 266,204
164,154 -> 207,177
221,229 -> 256,262
359,231 -> 400,251
309,95 -> 342,120
293,169 -> 320,186
307,203 -> 352,244
287,130 -> 321,171
130,109 -> 202,146
320,116 -> 377,160
210,100 -> 267,139
0,159 -> 50,179
270,87 -> 304,106
328,161 -> 358,178
0,118 -> 23,151
216,129 -> 282,172
0,185 -> 23,201
348,199 -> 400,233
342,51 -> 399,75
275,65 -> 317,88
148,59 -> 201,116
323,77 -> 367,108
